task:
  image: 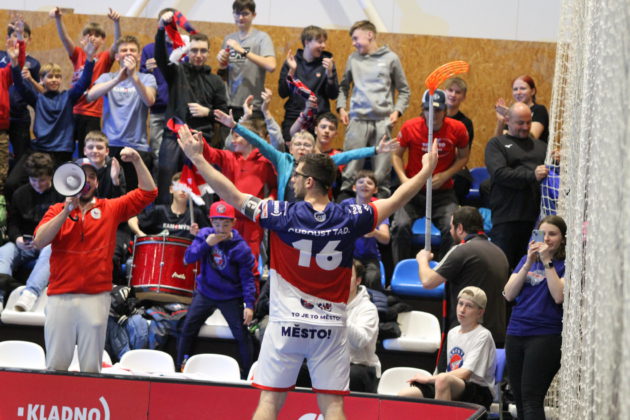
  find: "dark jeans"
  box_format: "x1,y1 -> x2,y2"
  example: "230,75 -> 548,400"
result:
505,334 -> 561,420
176,292 -> 253,379
350,363 -> 377,393
490,221 -> 536,270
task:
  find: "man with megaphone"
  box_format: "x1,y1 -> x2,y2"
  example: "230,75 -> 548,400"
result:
32,147 -> 157,373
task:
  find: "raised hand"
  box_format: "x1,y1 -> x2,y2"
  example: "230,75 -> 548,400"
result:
242,95 -> 254,119
226,39 -> 244,55
177,125 -> 205,161
119,147 -> 140,163
375,134 -> 400,154
145,57 -> 157,72
322,56 -> 334,77
110,156 -> 121,183
217,48 -> 229,68
286,49 -> 297,75
122,55 -> 136,76
107,8 -> 120,22
49,7 -> 62,19
421,138 -> 440,173
213,109 -> 236,128
495,97 -> 508,122
160,11 -> 174,26
260,88 -> 272,113
83,38 -> 97,61
188,102 -> 210,118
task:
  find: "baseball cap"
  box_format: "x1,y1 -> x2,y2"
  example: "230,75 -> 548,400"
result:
457,286 -> 487,309
209,200 -> 236,219
74,158 -> 98,174
422,89 -> 447,110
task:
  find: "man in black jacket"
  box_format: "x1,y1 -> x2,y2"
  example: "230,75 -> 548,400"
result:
484,102 -> 547,269
155,11 -> 228,203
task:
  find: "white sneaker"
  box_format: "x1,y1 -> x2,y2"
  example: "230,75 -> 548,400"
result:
14,289 -> 38,312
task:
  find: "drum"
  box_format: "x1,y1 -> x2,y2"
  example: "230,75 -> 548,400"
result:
129,235 -> 198,304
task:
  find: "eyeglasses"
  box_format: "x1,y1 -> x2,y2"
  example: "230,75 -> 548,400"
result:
294,170 -> 310,179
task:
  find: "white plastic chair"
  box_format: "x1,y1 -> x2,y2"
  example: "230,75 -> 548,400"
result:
68,346 -> 112,371
0,286 -> 48,326
0,340 -> 46,369
119,349 -> 175,373
247,360 -> 258,382
382,311 -> 441,352
182,353 -> 241,381
377,367 -> 431,395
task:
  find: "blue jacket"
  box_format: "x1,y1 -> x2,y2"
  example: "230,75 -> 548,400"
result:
12,59 -> 94,152
233,124 -> 378,200
184,227 -> 256,308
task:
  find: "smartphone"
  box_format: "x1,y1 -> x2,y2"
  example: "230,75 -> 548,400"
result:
532,229 -> 544,243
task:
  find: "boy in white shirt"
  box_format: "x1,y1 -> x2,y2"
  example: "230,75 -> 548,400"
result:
398,286 -> 496,409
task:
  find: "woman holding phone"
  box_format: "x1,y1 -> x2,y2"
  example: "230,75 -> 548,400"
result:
494,75 -> 549,142
503,215 -> 566,419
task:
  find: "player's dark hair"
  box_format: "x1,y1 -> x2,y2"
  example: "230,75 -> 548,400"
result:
354,169 -> 377,188
451,206 -> 484,234
349,20 -> 376,36
353,259 -> 366,283
82,22 -> 106,38
190,33 -> 209,44
297,153 -> 337,194
315,112 -> 338,129
233,0 -> 256,13
114,35 -> 141,53
25,152 -> 54,178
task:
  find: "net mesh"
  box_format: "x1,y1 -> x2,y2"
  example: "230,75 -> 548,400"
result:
541,0 -> 630,418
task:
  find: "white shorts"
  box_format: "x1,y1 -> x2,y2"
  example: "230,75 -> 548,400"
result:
252,321 -> 349,394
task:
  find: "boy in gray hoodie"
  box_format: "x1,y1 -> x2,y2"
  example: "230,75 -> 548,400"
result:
337,20 -> 410,198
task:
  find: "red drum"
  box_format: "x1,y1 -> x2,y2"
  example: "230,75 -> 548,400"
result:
129,236 -> 198,304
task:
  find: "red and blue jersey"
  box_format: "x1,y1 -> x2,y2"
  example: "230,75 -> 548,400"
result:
252,199 -> 377,326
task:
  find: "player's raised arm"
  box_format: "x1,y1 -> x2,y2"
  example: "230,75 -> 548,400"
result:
372,140 -> 439,224
177,125 -> 249,210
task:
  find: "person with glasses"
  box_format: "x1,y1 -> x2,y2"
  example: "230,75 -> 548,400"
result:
214,110 -> 399,202
217,0 -> 276,121
177,121 -> 438,420
154,11 -> 228,204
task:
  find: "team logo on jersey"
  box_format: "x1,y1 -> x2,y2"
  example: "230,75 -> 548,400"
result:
300,298 -> 314,309
317,302 -> 332,312
448,347 -> 464,371
211,248 -> 227,269
90,208 -> 101,219
271,201 -> 282,216
314,211 -> 326,222
526,270 -> 546,286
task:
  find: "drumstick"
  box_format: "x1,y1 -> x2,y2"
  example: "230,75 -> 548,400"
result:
189,195 -> 195,226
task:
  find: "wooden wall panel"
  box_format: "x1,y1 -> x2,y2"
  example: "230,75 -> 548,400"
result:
1,9 -> 556,167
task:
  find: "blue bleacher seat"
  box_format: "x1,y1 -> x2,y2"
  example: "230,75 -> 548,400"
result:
411,217 -> 441,247
390,259 -> 444,298
489,348 -> 507,419
466,167 -> 490,200
478,207 -> 493,233
379,260 -> 386,289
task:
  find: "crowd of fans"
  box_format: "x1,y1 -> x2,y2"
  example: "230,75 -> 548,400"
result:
0,2 -> 562,419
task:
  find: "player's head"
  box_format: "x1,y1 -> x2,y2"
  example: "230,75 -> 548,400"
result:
25,152 -> 54,194
512,75 -> 537,104
353,170 -> 378,201
457,286 -> 486,326
450,206 -> 484,242
209,200 -> 236,234
39,63 -> 63,92
232,0 -> 256,30
74,158 -> 99,204
83,130 -> 110,169
114,35 -> 141,65
422,89 -> 447,130
189,33 -> 210,67
314,113 -> 338,151
232,120 -> 260,155
506,102 -> 532,138
349,20 -> 376,55
81,22 -> 106,50
444,77 -> 468,109
301,25 -> 327,58
169,172 -> 190,203
289,130 -> 315,159
537,215 -> 567,260
293,153 -> 337,198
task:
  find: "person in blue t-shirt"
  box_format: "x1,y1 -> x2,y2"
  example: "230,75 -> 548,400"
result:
340,170 -> 389,291
176,200 -> 256,377
503,215 -> 566,420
